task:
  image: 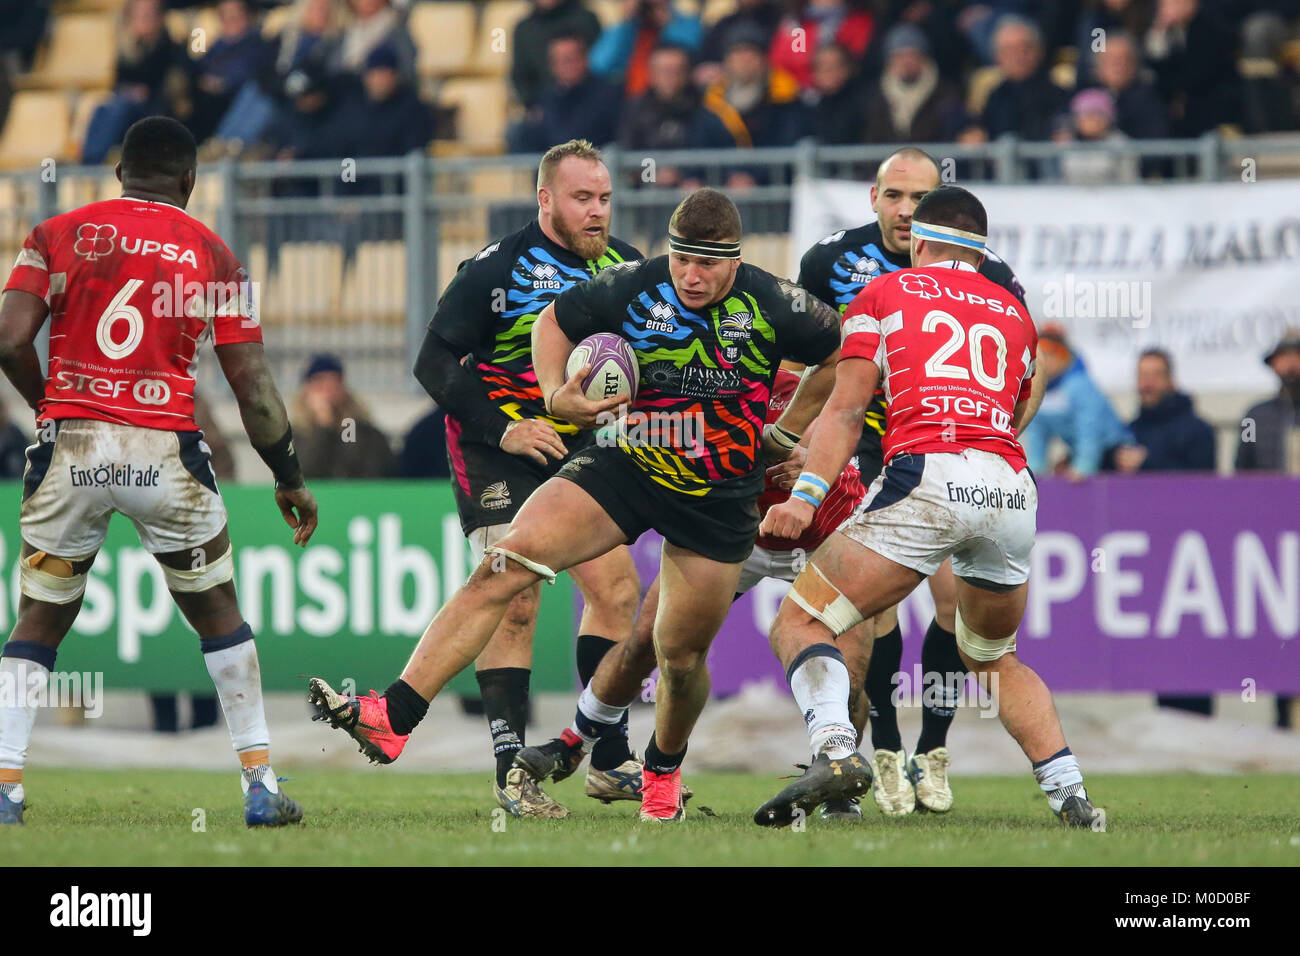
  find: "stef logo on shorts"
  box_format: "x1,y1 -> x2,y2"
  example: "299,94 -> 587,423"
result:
132,379 -> 171,406
73,223 -> 118,261
898,273 -> 942,299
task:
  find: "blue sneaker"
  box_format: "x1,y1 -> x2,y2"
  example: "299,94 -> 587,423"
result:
244,781 -> 304,827
0,787 -> 23,825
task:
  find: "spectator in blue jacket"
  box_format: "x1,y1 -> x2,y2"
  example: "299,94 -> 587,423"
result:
1021,325 -> 1135,477
1128,349 -> 1216,472
189,0 -> 270,144
590,0 -> 702,97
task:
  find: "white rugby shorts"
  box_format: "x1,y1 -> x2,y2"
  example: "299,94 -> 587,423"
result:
20,418 -> 227,557
839,448 -> 1036,589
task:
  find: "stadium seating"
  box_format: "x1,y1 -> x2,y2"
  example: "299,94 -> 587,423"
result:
411,2 -> 477,79
16,14 -> 116,91
439,77 -> 508,154
0,92 -> 72,170
341,241 -> 406,325
263,242 -> 344,325
475,1 -> 531,77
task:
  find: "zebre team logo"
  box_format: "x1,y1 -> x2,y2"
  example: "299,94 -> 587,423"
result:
73,223 -> 117,261
479,481 -> 511,510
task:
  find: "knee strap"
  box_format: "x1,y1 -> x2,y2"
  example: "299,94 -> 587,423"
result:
485,546 -> 557,584
954,605 -> 1017,662
788,562 -> 864,637
20,551 -> 89,605
162,545 -> 234,593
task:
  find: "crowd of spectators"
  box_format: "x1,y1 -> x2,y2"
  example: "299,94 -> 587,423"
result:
75,0 -> 439,165
8,0 -> 1296,170
509,0 -> 1300,178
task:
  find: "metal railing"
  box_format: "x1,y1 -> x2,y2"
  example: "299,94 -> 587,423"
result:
2,132 -> 1299,394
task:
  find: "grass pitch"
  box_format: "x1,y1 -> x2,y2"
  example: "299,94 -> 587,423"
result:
5,768 -> 1297,866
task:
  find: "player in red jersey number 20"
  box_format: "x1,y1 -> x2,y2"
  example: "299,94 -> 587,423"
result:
755,186 -> 1104,830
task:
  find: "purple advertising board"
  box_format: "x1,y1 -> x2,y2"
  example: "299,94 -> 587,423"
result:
609,476 -> 1299,696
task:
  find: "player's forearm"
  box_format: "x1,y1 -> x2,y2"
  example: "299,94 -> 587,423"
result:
0,343 -> 45,412
802,399 -> 867,489
775,349 -> 839,438
531,305 -> 575,410
1014,361 -> 1046,431
413,329 -> 511,444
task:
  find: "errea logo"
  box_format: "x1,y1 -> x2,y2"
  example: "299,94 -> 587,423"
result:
647,301 -> 676,332
475,241 -> 501,261
850,256 -> 880,282
818,230 -> 845,245
529,261 -> 563,290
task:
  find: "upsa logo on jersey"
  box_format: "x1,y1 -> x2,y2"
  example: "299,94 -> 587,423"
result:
74,224 -> 117,261
898,273 -> 942,299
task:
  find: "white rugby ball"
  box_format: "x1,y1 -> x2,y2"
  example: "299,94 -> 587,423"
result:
565,332 -> 639,402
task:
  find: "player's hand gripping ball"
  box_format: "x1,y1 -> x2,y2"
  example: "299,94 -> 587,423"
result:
551,333 -> 636,428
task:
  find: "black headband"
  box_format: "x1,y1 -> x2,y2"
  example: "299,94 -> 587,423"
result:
668,233 -> 742,259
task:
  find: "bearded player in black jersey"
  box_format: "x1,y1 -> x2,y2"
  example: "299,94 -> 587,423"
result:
317,141 -> 645,819
795,147 -> 1044,819
309,188 -> 844,823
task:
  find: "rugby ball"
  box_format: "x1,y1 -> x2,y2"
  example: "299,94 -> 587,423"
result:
566,333 -> 639,402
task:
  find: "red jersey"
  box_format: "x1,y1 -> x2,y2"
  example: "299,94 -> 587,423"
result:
4,197 -> 262,431
840,261 -> 1036,470
756,369 -> 866,553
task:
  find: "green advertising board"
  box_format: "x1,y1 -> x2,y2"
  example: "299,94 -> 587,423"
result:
0,481 -> 576,694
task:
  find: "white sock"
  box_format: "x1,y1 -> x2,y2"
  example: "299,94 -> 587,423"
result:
1033,749 -> 1085,811
0,656 -> 50,800
201,632 -> 274,792
241,760 -> 279,795
571,684 -> 626,749
788,646 -> 856,760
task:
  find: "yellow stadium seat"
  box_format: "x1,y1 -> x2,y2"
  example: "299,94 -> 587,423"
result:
0,92 -> 73,170
475,0 -> 531,76
165,10 -> 191,44
702,0 -> 739,25
193,9 -> 223,56
262,4 -> 297,38
68,90 -> 112,159
742,234 -> 791,278
411,2 -> 477,78
591,0 -> 623,28
965,66 -> 1003,117
341,241 -> 406,324
440,77 -> 507,153
437,239 -> 485,293
266,242 -> 343,324
19,14 -> 116,90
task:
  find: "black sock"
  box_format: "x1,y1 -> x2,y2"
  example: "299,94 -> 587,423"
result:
643,735 -> 686,775
575,634 -> 633,770
591,716 -> 633,771
576,634 -> 617,687
865,625 -> 903,752
384,679 -> 429,736
916,619 -> 964,754
476,667 -> 531,788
